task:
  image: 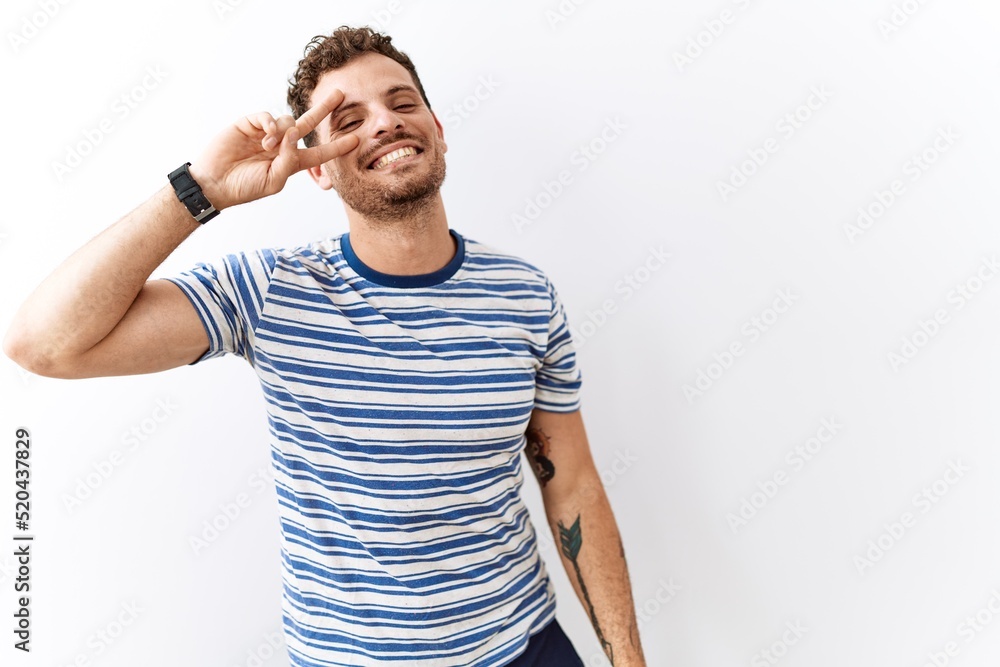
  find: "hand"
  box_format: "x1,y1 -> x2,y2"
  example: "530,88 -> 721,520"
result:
187,88 -> 360,211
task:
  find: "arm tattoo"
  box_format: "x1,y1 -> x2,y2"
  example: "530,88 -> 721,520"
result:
525,426 -> 555,487
558,514 -> 614,664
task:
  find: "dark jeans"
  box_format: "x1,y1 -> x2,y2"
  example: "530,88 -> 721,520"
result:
504,619 -> 585,666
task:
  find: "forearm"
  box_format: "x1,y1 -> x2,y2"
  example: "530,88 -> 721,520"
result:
544,475 -> 645,666
3,183 -> 200,367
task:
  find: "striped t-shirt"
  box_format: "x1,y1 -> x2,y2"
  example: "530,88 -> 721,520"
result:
163,228 -> 583,666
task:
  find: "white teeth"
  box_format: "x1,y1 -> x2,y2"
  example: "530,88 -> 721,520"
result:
373,146 -> 418,170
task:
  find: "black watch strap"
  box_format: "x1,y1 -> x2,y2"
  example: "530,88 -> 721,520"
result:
168,162 -> 219,224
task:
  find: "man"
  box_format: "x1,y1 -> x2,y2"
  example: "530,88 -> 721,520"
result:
4,26 -> 645,667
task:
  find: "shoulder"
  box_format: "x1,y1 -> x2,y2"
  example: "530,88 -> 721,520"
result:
460,234 -> 557,296
236,236 -> 342,273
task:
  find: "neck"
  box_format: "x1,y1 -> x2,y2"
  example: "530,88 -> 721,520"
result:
344,195 -> 454,276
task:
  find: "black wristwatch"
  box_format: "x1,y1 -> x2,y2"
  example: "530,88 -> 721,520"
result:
168,162 -> 219,224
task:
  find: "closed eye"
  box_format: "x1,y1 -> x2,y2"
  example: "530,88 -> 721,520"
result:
337,105 -> 415,132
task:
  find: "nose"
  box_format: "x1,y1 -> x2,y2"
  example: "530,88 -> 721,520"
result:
369,104 -> 405,138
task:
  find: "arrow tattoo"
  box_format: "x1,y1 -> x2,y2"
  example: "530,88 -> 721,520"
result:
558,514 -> 614,664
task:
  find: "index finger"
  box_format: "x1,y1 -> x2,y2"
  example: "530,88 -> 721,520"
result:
295,88 -> 348,138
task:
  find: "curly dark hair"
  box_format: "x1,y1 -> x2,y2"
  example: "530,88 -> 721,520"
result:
287,25 -> 433,148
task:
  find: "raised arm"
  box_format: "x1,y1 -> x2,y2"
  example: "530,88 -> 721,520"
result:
3,89 -> 360,379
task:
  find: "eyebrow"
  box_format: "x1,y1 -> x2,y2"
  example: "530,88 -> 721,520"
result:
330,84 -> 421,124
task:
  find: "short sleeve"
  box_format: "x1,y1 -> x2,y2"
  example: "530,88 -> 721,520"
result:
160,249 -> 276,366
534,277 -> 583,412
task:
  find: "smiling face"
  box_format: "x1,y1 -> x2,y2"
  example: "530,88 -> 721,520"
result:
307,52 -> 447,223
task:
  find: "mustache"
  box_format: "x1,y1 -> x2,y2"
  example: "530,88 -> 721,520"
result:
361,135 -> 425,167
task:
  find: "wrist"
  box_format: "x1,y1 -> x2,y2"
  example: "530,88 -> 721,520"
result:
186,163 -> 228,213
168,162 -> 222,224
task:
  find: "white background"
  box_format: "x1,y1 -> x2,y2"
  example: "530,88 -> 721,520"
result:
2,0 -> 1000,665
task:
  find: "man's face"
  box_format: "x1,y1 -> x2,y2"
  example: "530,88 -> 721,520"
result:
307,52 -> 447,222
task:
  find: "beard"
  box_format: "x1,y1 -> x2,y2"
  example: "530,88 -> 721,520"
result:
325,138 -> 447,230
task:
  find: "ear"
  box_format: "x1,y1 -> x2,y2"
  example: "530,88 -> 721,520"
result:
307,161 -> 336,191
431,110 -> 447,154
